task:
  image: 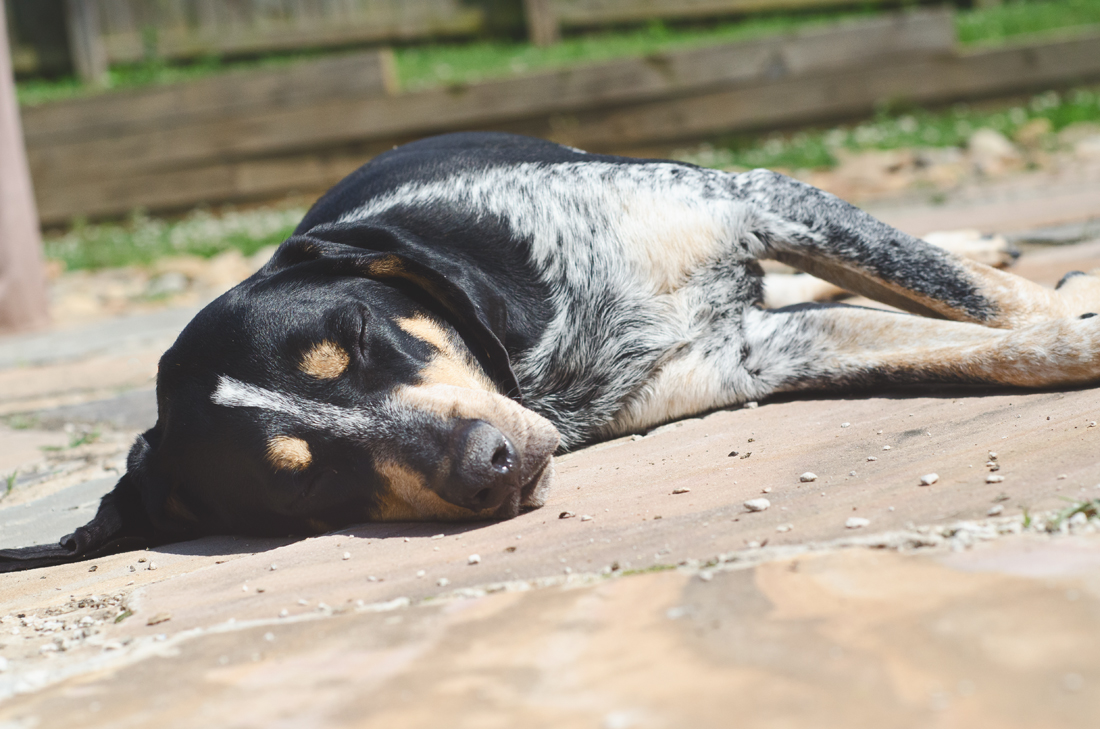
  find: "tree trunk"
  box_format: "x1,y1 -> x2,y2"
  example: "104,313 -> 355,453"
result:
0,5 -> 49,333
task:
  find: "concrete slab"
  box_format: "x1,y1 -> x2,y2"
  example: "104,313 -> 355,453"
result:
2,534 -> 1098,728
0,477 -> 116,549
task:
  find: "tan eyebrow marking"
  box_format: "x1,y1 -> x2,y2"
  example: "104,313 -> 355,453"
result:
266,435 -> 312,472
299,340 -> 350,380
397,316 -> 495,392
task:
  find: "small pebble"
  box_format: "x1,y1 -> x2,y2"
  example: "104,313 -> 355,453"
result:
147,562 -> 157,571
727,451 -> 739,457
580,515 -> 593,522
882,445 -> 891,451
278,609 -> 289,618
264,632 -> 275,642
799,472 -> 817,483
559,511 -> 576,519
437,577 -> 450,587
698,571 -> 713,582
403,537 -> 410,543
242,585 -> 249,592
342,552 -> 351,561
845,517 -> 870,529
671,487 -> 691,494
416,570 -> 426,578
0,657 -> 7,672
849,471 -> 856,477
776,524 -> 793,533
1057,474 -> 1068,480
761,487 -> 772,493
744,401 -> 758,409
919,473 -> 939,486
431,534 -> 444,540
297,599 -> 309,606
468,554 -> 481,565
986,474 -> 1005,484
146,612 -> 172,626
1088,421 -> 1097,428
841,422 -> 850,428
988,452 -> 998,461
270,564 -> 278,571
743,498 -> 771,512
867,456 -> 877,462
987,504 -> 1004,516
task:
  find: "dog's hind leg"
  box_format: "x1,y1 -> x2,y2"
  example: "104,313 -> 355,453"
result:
744,304 -> 1100,395
732,170 -> 1100,327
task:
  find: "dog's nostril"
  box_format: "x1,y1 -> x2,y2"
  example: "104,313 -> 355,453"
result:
491,443 -> 514,472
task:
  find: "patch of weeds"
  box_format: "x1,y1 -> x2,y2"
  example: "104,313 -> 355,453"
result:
621,563 -> 676,577
678,85 -> 1100,172
114,610 -> 133,624
44,206 -> 304,273
957,0 -> 1100,48
4,414 -> 36,430
3,471 -> 16,499
1047,497 -> 1100,531
1022,507 -> 1032,530
69,429 -> 100,448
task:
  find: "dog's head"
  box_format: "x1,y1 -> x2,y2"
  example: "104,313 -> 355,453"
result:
0,225 -> 559,571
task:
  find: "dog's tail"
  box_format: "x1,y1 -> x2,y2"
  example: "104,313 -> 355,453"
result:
0,475 -> 156,573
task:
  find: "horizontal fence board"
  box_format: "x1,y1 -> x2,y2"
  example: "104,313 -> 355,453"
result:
552,0 -> 893,27
26,11 -> 953,182
26,15 -> 1100,223
96,0 -> 484,62
21,49 -> 395,143
500,31 -> 1100,149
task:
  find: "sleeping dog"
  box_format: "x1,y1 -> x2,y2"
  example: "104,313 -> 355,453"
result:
3,132 -> 1099,572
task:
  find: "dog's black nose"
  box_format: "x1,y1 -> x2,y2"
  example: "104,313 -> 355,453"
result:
444,420 -> 520,511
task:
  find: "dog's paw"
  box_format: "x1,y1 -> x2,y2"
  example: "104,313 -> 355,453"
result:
1054,268 -> 1100,319
923,229 -> 1019,269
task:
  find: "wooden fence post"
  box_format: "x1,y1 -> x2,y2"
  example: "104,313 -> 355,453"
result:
0,4 -> 49,333
524,0 -> 560,47
64,0 -> 107,85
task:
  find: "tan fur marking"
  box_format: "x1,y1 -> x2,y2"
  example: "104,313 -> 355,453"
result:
266,435 -> 312,472
397,316 -> 496,391
372,460 -> 485,522
790,308 -> 1100,389
299,340 -> 349,380
306,518 -> 332,533
165,493 -> 198,523
366,256 -> 404,277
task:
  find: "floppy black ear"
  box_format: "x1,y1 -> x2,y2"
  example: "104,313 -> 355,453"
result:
0,435 -> 162,573
270,224 -> 523,401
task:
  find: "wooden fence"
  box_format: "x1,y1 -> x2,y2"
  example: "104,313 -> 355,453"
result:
9,0 -> 948,80
20,10 -> 1100,224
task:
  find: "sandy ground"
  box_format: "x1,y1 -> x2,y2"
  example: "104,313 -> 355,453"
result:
1,168 -> 1099,727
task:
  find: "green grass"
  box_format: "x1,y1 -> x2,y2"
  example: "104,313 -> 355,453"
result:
44,207 -> 304,272
681,86 -> 1100,171
393,11 -> 872,92
957,0 -> 1100,46
18,1 -> 1100,105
